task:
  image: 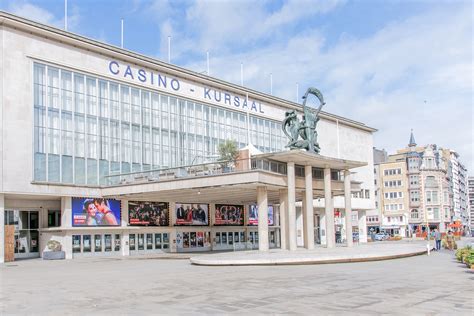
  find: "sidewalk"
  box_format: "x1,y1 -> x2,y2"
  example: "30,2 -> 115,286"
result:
190,241 -> 429,266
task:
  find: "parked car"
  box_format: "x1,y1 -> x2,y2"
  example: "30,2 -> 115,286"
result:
374,233 -> 389,241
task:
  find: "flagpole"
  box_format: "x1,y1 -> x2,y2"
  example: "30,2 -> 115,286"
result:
64,0 -> 68,31
120,18 -> 124,48
168,36 -> 171,63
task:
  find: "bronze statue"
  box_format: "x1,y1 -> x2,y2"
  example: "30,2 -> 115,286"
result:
282,87 -> 325,153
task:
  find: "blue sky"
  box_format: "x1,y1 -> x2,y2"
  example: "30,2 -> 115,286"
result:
1,0 -> 473,171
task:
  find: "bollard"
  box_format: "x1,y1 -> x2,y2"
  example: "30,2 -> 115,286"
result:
426,243 -> 430,256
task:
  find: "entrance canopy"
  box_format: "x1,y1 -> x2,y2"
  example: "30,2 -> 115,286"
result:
101,150 -> 367,204
256,150 -> 366,170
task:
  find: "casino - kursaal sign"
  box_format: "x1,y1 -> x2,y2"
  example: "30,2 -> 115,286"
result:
108,60 -> 265,113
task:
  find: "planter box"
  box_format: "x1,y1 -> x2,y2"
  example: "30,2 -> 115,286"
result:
43,251 -> 65,260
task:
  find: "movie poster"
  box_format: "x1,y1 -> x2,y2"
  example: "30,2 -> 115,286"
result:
248,205 -> 274,226
72,198 -> 121,226
128,201 -> 169,226
174,203 -> 209,226
214,204 -> 244,226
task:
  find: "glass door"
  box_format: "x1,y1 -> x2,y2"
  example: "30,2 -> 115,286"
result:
6,210 -> 40,259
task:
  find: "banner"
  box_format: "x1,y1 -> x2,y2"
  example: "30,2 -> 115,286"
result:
175,203 -> 209,226
248,205 -> 274,226
214,204 -> 244,226
129,201 -> 169,226
72,198 -> 121,226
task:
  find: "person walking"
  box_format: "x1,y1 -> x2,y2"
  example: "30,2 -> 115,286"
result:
434,229 -> 441,251
446,230 -> 454,250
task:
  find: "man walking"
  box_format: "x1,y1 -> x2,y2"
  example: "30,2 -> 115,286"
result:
434,229 -> 442,251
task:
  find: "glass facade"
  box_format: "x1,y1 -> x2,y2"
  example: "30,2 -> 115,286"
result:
33,63 -> 287,185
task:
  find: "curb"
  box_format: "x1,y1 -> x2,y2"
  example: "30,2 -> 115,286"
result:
189,250 -> 428,266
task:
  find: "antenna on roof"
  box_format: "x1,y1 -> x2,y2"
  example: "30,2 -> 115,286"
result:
168,36 -> 171,63
64,0 -> 68,31
120,18 -> 124,48
206,51 -> 210,76
270,73 -> 273,95
240,62 -> 244,86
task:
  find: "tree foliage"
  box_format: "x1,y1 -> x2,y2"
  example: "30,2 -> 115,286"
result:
217,139 -> 239,167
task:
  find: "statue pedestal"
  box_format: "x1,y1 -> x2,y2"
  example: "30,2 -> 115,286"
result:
43,251 -> 66,260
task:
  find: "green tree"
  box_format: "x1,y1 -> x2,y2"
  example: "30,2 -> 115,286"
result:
217,139 -> 239,169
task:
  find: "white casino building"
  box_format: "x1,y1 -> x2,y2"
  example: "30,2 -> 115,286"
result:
0,12 -> 376,262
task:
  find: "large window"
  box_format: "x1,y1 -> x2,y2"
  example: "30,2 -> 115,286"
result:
426,190 -> 439,204
33,63 -> 286,184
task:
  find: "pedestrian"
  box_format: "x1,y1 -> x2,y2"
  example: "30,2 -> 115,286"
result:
434,229 -> 441,251
446,230 -> 454,250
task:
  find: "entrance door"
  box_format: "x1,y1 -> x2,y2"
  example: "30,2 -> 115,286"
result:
5,210 -> 40,259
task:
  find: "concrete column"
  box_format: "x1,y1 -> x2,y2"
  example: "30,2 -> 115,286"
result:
257,186 -> 269,251
319,209 -> 327,246
358,210 -> 368,243
61,197 -> 73,259
304,165 -> 315,249
121,199 -> 129,227
209,203 -> 216,226
274,204 -> 280,248
279,189 -> 288,250
169,202 -> 177,253
0,194 -> 4,263
287,162 -> 297,250
120,199 -> 130,256
296,206 -> 303,247
324,167 -> 335,248
61,197 -> 72,228
344,170 -> 353,247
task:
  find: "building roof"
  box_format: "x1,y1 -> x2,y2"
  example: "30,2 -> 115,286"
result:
408,129 -> 417,147
0,10 -> 377,133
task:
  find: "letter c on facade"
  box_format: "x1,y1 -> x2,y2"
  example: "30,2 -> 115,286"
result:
109,61 -> 120,75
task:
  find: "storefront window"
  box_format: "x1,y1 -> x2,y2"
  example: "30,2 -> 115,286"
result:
138,234 -> 144,250
104,234 -> 112,252
215,232 -> 221,244
114,234 -> 121,251
129,234 -> 136,251
83,235 -> 91,252
239,231 -> 245,242
228,232 -> 233,245
94,234 -> 102,252
48,210 -> 61,227
146,234 -> 153,250
163,233 -> 169,249
73,235 -> 81,253
154,233 -> 162,249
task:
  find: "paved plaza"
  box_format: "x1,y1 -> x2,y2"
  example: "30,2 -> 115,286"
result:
1,241 -> 473,315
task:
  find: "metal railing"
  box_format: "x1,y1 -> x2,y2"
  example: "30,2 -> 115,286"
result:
103,156 -> 344,187
104,157 -> 288,186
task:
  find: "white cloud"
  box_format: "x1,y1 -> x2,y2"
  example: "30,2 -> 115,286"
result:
8,1 -> 80,31
173,2 -> 473,170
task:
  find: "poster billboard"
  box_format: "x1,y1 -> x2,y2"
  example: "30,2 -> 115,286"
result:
72,198 -> 121,226
214,204 -> 244,226
248,205 -> 274,226
129,201 -> 169,226
174,203 -> 209,226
